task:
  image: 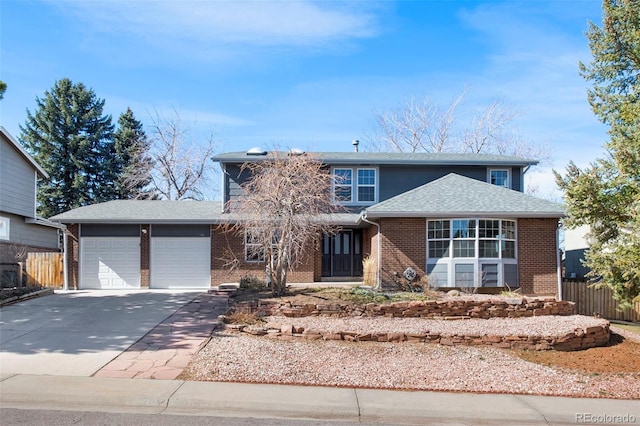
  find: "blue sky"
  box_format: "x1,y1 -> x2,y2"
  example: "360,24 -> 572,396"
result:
1,0 -> 606,200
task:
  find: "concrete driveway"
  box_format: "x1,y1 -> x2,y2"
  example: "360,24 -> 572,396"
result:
0,290 -> 201,377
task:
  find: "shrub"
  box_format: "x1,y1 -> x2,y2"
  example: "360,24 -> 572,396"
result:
239,274 -> 267,290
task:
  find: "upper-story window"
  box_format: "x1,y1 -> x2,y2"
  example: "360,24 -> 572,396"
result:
333,169 -> 353,202
332,167 -> 377,205
357,169 -> 376,202
489,169 -> 510,188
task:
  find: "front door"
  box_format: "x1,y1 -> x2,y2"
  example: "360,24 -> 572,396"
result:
321,230 -> 363,277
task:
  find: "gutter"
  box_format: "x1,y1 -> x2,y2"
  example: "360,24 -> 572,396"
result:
556,222 -> 563,301
63,229 -> 69,291
359,211 -> 381,291
364,211 -> 565,219
25,217 -> 67,230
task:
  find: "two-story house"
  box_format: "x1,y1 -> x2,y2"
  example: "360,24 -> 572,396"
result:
0,127 -> 63,286
51,147 -> 564,296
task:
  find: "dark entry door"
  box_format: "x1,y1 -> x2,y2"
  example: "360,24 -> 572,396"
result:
321,230 -> 363,277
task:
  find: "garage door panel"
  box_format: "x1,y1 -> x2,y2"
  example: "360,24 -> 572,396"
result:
81,237 -> 141,289
151,237 -> 210,289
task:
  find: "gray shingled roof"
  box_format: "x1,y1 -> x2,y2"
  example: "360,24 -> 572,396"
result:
49,200 -> 363,225
364,174 -> 564,218
212,151 -> 538,166
50,200 -> 226,223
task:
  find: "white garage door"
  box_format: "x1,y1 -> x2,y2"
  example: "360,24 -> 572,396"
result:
80,237 -> 141,289
150,237 -> 211,289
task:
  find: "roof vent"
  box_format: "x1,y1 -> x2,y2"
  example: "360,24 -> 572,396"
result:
246,147 -> 267,155
352,139 -> 359,152
288,148 -> 305,156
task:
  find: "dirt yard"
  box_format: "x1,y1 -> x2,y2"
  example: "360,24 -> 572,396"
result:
181,287 -> 640,399
228,286 -> 640,375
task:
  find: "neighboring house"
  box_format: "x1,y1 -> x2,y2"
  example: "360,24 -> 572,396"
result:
0,126 -> 63,286
51,149 -> 564,295
564,225 -> 591,280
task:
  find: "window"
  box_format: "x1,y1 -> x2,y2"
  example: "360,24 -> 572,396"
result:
489,169 -> 510,188
479,219 -> 516,258
244,229 -> 281,263
452,219 -> 475,258
426,219 -> 518,287
333,169 -> 352,202
0,216 -> 9,240
479,219 -> 500,258
245,230 -> 265,262
427,220 -> 450,258
332,167 -> 377,204
501,220 -> 516,259
357,169 -> 376,202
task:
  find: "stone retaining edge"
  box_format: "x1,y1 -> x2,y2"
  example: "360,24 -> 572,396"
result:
224,321 -> 610,351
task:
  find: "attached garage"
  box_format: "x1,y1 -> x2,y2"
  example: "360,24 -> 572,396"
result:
150,225 -> 211,289
80,225 -> 141,289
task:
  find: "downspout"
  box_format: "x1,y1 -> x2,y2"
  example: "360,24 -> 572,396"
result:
360,212 -> 381,291
63,228 -> 69,291
556,222 -> 562,301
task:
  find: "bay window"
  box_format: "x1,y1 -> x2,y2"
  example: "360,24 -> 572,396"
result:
426,218 -> 518,288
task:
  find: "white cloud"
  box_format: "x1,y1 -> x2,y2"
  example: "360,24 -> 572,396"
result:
47,0 -> 380,54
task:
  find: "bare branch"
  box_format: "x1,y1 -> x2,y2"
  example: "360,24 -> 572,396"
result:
222,151 -> 346,295
148,110 -> 217,200
365,90 -> 550,163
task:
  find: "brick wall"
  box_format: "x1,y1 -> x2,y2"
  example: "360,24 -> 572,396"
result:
378,218 -> 426,285
518,218 -> 560,296
210,226 -> 316,285
66,224 -> 79,290
140,224 -> 150,288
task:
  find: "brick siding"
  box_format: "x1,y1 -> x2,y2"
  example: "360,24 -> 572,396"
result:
378,218 -> 426,285
518,218 -> 560,296
66,224 -> 79,290
140,224 -> 150,288
61,217 -> 560,295
210,226 -> 315,285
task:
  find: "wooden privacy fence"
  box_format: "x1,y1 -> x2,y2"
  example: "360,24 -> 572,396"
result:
26,252 -> 64,288
562,280 -> 640,323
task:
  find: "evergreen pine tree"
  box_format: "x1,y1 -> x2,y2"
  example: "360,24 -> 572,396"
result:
555,0 -> 640,308
19,78 -> 115,217
114,108 -> 155,199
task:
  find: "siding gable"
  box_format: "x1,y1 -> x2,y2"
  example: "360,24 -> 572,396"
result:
0,134 -> 37,217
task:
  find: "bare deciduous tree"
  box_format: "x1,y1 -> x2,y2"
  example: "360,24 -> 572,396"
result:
224,152 -> 345,296
368,92 -> 464,153
366,90 -> 550,162
148,111 -> 217,200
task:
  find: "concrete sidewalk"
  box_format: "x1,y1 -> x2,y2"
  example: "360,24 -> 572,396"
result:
0,374 -> 637,425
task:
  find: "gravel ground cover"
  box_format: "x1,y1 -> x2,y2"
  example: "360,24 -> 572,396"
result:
181,315 -> 640,399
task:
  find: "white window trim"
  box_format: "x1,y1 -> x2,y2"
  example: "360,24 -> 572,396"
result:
488,168 -> 511,188
331,166 -> 378,205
